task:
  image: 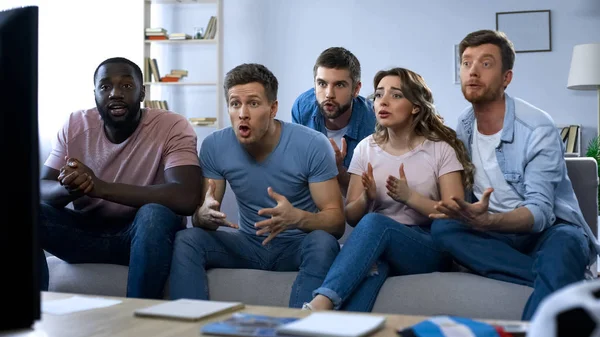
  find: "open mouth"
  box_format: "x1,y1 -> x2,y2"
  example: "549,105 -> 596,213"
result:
238,125 -> 251,137
108,103 -> 128,117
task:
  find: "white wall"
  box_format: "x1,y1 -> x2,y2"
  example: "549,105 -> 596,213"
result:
222,0 -> 600,147
1,0 -> 143,164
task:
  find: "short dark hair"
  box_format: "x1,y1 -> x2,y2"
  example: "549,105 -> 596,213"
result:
459,30 -> 515,73
223,63 -> 278,102
313,47 -> 361,88
93,57 -> 143,84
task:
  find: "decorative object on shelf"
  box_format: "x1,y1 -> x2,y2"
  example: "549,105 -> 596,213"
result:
193,27 -> 204,39
495,10 -> 551,53
567,43 -> 600,137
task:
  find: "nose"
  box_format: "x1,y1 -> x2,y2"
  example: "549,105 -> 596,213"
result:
109,86 -> 124,99
238,104 -> 250,119
325,84 -> 335,99
468,63 -> 479,78
378,93 -> 389,107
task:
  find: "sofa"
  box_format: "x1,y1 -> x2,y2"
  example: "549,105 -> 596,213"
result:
47,157 -> 599,321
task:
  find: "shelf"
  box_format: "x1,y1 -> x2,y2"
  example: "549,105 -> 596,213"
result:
143,82 -> 217,86
146,0 -> 217,4
145,39 -> 216,44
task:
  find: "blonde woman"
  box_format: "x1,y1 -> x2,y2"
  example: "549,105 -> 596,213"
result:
304,67 -> 474,311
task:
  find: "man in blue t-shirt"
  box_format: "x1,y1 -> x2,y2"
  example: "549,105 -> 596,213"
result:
291,47 -> 376,194
169,63 -> 346,308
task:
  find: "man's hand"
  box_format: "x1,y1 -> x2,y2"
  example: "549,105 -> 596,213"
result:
329,137 -> 347,168
430,187 -> 494,230
255,187 -> 299,245
57,157 -> 97,196
193,179 -> 238,230
361,163 -> 377,201
386,163 -> 412,203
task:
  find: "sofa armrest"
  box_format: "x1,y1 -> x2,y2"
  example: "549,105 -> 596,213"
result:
566,157 -> 598,237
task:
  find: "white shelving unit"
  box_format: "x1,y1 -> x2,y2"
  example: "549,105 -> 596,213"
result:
143,0 -> 224,130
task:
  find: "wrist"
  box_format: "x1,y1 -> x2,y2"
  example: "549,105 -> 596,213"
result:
404,189 -> 416,205
291,207 -> 305,229
92,179 -> 109,199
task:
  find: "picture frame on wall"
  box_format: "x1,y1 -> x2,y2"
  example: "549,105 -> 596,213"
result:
453,44 -> 461,84
495,10 -> 551,53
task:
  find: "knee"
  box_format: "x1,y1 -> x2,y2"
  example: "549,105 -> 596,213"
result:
135,203 -> 184,237
174,228 -> 209,250
430,219 -> 466,242
545,225 -> 589,260
303,230 -> 340,259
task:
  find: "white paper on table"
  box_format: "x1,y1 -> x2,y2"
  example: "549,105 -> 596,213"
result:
42,295 -> 122,315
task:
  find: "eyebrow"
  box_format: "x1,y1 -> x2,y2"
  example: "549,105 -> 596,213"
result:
316,78 -> 349,85
463,53 -> 496,60
376,86 -> 403,91
99,75 -> 135,82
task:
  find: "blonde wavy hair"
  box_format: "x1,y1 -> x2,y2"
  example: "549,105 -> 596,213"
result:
372,67 -> 474,190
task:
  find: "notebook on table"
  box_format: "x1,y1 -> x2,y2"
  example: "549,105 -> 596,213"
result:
133,298 -> 244,321
276,312 -> 386,337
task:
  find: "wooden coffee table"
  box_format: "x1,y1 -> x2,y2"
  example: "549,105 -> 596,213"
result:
0,292 -> 522,337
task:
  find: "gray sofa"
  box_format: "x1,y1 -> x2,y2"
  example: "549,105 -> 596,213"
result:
47,157 -> 599,321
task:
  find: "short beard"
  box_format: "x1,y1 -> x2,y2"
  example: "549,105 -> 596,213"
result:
317,99 -> 352,120
96,99 -> 142,130
462,83 -> 503,104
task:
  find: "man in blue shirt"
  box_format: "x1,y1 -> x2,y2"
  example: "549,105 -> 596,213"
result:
430,30 -> 598,320
168,63 -> 345,308
292,47 -> 375,193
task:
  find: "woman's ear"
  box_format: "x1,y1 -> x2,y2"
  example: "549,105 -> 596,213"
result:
412,106 -> 420,115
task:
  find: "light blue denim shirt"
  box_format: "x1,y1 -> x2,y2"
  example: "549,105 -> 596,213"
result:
456,93 -> 599,264
291,88 -> 376,168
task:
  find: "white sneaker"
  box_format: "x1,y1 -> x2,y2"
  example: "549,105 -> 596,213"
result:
301,302 -> 314,311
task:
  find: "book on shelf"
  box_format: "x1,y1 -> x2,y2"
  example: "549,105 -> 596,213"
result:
559,124 -> 580,155
203,16 -> 217,40
145,27 -> 168,40
168,33 -> 192,40
144,100 -> 169,111
189,117 -> 217,126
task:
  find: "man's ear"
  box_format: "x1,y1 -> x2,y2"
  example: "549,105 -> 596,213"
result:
270,100 -> 278,118
140,86 -> 146,102
353,81 -> 362,98
503,70 -> 513,89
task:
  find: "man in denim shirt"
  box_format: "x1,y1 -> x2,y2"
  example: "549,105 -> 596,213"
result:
430,30 -> 599,321
292,47 -> 375,194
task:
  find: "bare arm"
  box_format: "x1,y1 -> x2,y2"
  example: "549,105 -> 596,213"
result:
40,165 -> 80,208
96,165 -> 203,215
405,171 -> 464,217
191,177 -> 229,230
344,174 -> 371,227
294,178 -> 345,239
487,207 -> 534,232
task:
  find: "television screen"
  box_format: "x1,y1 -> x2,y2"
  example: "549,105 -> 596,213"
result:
0,5 -> 41,331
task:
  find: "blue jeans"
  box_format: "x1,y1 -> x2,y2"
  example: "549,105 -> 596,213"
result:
430,219 -> 590,320
313,213 -> 452,311
168,228 -> 340,308
38,202 -> 184,299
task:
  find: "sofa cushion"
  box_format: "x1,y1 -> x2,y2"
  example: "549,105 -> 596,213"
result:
47,256 -> 128,297
372,272 -> 532,321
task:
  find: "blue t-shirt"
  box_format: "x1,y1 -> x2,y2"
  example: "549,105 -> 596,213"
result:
291,88 -> 376,168
199,120 -> 338,237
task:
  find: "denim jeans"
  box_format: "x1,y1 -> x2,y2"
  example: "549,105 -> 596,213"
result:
313,213 -> 451,311
430,219 -> 590,320
168,228 -> 340,308
38,202 -> 184,299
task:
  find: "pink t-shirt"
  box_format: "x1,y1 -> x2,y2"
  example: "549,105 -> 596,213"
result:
348,135 -> 463,226
44,107 -> 199,220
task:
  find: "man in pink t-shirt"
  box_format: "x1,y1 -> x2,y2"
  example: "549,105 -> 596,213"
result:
39,57 -> 202,299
